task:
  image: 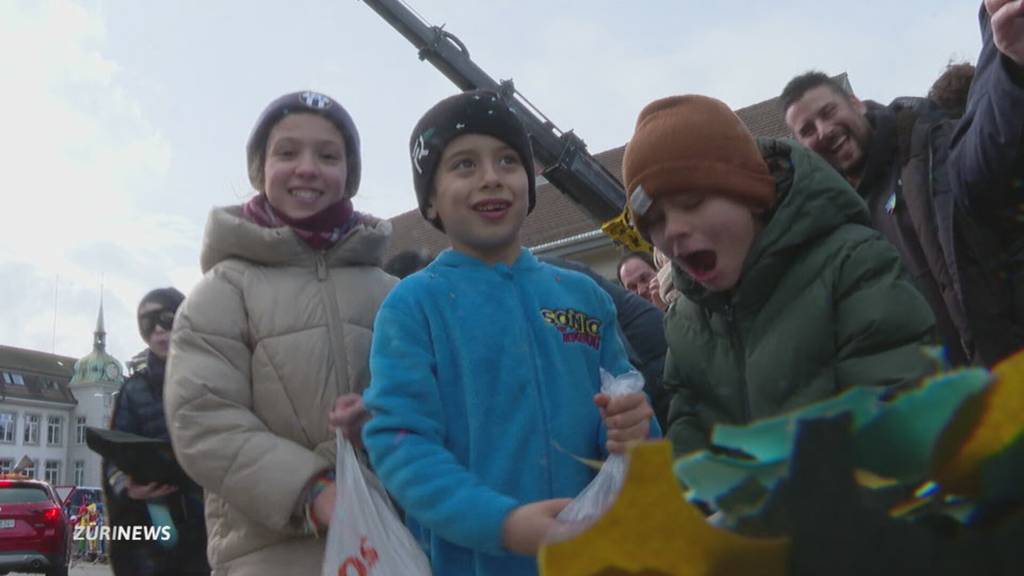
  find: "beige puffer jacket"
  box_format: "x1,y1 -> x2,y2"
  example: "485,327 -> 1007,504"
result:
164,205 -> 397,576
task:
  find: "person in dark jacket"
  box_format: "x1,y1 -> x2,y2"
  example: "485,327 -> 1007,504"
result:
622,95 -> 937,457
616,251 -> 666,310
781,58 -> 1017,366
950,1 -> 1024,211
928,62 -> 976,117
541,256 -> 670,429
103,288 -> 209,576
385,249 -> 435,279
945,2 -> 1024,367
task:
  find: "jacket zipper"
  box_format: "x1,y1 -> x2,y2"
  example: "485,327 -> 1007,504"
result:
518,280 -> 554,495
723,305 -> 752,422
316,252 -> 351,417
316,252 -> 328,281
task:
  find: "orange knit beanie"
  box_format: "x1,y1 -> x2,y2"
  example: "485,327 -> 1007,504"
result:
622,95 -> 775,226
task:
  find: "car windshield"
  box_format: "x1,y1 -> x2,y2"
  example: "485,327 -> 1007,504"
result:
0,486 -> 51,504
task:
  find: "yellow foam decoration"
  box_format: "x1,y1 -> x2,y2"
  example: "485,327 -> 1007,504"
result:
853,468 -> 900,489
602,210 -> 653,253
934,349 -> 1024,494
538,441 -> 789,576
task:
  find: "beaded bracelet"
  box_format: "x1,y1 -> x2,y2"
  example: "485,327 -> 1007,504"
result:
303,471 -> 336,536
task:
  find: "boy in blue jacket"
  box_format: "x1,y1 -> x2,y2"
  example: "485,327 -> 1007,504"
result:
362,90 -> 655,576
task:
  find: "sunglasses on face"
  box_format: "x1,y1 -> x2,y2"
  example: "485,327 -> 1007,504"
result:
139,309 -> 175,337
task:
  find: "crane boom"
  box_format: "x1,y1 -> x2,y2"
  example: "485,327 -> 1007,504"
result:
361,0 -> 628,223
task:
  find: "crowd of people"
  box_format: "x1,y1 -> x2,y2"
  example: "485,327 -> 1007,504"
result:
93,2 -> 1023,575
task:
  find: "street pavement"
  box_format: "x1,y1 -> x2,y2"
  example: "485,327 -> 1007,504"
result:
69,562 -> 113,576
10,562 -> 112,576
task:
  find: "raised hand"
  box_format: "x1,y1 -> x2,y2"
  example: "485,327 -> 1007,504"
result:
594,392 -> 654,453
329,393 -> 372,450
986,0 -> 1024,66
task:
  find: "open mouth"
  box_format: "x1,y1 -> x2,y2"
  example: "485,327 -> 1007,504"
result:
289,188 -> 324,204
830,134 -> 847,153
824,132 -> 851,159
473,199 -> 511,221
683,249 -> 718,282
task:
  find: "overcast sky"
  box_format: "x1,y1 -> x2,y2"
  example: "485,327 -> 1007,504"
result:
1,0 -> 983,364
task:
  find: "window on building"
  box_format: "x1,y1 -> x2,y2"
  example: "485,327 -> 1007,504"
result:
44,460 -> 61,485
1,372 -> 25,386
75,416 -> 86,445
0,458 -> 12,474
0,412 -> 16,444
23,413 -> 40,445
46,415 -> 63,447
24,460 -> 37,479
73,460 -> 85,486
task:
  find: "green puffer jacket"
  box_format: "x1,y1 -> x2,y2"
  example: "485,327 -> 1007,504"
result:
664,139 -> 938,457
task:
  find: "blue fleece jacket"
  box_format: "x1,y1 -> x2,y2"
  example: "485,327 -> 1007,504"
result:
363,248 -> 636,576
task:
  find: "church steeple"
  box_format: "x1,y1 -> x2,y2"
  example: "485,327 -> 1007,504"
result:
93,294 -> 106,352
70,290 -> 124,388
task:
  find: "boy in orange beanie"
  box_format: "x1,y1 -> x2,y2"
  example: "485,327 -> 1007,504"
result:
622,95 -> 939,457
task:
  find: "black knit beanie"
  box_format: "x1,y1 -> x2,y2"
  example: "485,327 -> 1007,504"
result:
138,287 -> 184,312
246,90 -> 361,198
409,89 -> 536,231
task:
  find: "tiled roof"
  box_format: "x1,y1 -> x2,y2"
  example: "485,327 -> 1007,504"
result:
385,210 -> 449,262
0,345 -> 78,405
384,78 -> 847,259
737,97 -> 796,139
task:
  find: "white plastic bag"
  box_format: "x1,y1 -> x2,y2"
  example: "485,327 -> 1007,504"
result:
555,369 -> 645,529
321,431 -> 432,576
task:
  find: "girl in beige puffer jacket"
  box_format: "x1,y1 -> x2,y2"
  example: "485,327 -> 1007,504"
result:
164,91 -> 397,576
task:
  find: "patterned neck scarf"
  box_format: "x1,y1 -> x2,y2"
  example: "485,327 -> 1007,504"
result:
242,194 -> 359,251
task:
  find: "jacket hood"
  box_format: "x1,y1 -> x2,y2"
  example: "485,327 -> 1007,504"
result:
675,138 -> 871,311
200,204 -> 391,273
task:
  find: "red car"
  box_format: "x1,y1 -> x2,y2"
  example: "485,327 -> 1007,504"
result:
0,476 -> 70,576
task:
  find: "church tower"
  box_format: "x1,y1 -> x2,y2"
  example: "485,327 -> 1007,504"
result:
68,297 -> 124,486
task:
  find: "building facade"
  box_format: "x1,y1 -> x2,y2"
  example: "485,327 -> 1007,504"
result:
0,304 -> 124,488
